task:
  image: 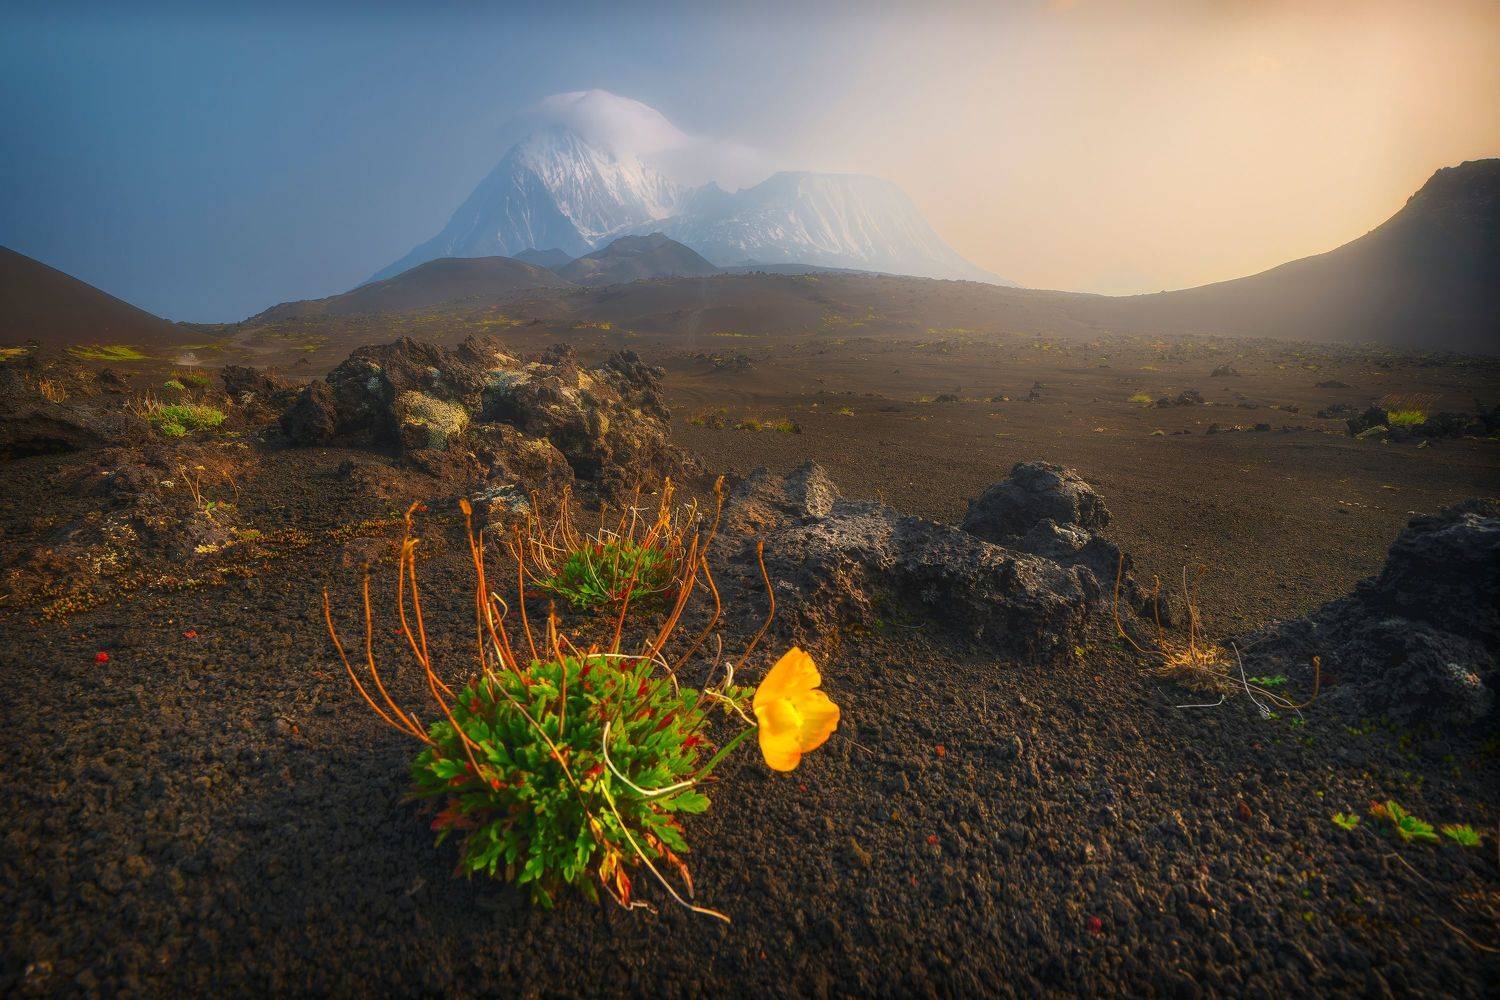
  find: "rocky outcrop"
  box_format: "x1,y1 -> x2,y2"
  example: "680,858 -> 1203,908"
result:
961,461 -> 1164,625
220,365 -> 295,409
961,462 -> 1110,541
279,381 -> 338,446
714,461 -> 1146,661
1240,500 -> 1499,728
0,363 -> 139,459
277,336 -> 694,499
1157,389 -> 1204,407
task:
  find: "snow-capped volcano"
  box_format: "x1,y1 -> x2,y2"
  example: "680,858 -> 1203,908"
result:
372,91 -> 1011,286
370,123 -> 684,281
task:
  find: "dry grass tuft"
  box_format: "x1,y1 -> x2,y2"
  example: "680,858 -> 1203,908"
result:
1113,554 -> 1319,710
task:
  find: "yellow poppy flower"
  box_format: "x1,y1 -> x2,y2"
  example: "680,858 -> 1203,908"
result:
753,647 -> 840,772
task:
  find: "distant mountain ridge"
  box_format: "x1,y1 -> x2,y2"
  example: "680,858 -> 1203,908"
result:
372,94 -> 1008,286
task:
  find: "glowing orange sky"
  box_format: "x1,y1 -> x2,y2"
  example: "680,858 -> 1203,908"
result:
788,1 -> 1500,293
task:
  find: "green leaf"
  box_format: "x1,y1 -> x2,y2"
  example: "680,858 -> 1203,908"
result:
658,790 -> 711,814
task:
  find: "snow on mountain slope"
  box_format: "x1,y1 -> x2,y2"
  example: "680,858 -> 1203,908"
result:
369,125 -> 683,282
372,91 -> 1010,287
652,172 -> 1012,284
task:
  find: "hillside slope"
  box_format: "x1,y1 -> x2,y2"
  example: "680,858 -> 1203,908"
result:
251,256 -> 573,323
0,247 -> 184,348
557,233 -> 719,286
1078,159 -> 1500,353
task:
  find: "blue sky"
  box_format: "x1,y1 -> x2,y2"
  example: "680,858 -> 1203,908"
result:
1,3 -> 858,319
3,2 -> 1496,320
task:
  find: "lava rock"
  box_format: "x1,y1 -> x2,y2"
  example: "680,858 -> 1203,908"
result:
0,366 -> 136,458
1240,500 -> 1500,728
1157,389 -> 1205,407
279,381 -> 339,446
717,463 -> 1133,660
220,365 -> 294,407
278,337 -> 694,498
960,461 -> 1110,542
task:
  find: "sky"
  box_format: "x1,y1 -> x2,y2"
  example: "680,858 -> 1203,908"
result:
1,0 -> 1497,321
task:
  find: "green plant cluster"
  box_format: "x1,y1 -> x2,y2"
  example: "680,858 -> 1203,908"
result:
149,403 -> 226,437
68,343 -> 148,362
410,652 -> 748,906
536,540 -> 677,612
1385,409 -> 1427,429
1382,800 -> 1437,842
173,369 -> 214,390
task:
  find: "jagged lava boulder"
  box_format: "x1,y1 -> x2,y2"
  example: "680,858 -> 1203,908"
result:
715,461 -> 1148,661
1240,500 -> 1499,728
277,336 -> 694,499
962,460 -> 1163,624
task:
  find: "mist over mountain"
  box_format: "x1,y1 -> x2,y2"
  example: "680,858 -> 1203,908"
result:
373,90 -> 1007,287
649,172 -> 1008,283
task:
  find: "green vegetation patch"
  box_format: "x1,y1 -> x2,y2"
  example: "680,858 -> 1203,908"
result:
148,403 -> 226,437
412,653 -> 738,907
537,540 -> 678,613
1385,409 -> 1427,428
68,344 -> 149,362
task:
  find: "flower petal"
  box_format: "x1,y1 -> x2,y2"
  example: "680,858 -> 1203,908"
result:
792,689 -> 840,753
754,647 -> 820,712
756,699 -> 804,771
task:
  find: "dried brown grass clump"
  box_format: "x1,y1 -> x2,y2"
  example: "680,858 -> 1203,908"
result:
1113,554 -> 1319,710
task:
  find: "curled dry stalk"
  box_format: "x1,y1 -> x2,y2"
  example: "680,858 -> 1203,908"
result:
323,480 -> 777,920
1112,552 -> 1319,712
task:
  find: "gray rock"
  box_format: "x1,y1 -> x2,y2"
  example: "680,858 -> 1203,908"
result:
717,463 -> 1114,660
1240,500 -> 1499,729
960,461 -> 1111,542
279,381 -> 338,446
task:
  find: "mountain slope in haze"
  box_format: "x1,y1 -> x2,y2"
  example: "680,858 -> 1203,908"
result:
557,233 -> 719,286
370,125 -> 684,282
1,247 -> 184,348
372,92 -> 1006,286
650,172 -> 1013,285
514,248 -> 573,271
1078,159 -> 1500,353
253,256 -> 572,323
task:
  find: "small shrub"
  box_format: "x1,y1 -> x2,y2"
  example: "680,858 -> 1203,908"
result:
1386,409 -> 1427,428
538,540 -> 677,612
1331,812 -> 1361,831
1440,823 -> 1482,847
172,369 -> 213,390
1128,393 -> 1154,405
325,495 -> 841,917
163,379 -> 187,391
147,403 -> 226,437
687,406 -> 728,429
838,406 -> 855,417
736,417 -> 800,434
